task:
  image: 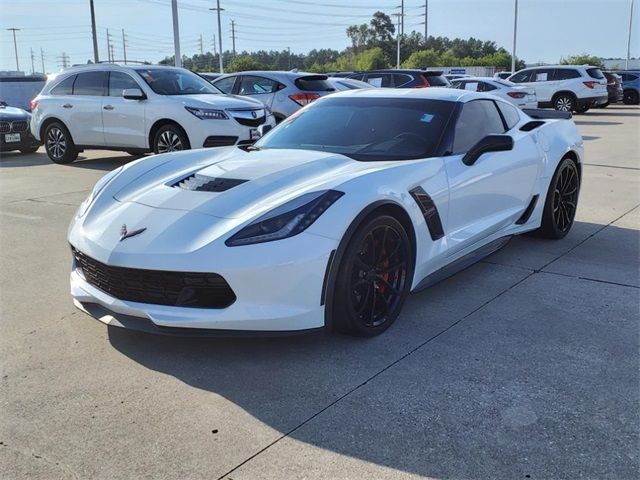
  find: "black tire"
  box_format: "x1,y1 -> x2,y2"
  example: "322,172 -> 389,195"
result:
19,146 -> 39,154
152,124 -> 190,154
574,105 -> 590,114
125,150 -> 144,156
623,90 -> 639,105
598,102 -> 609,108
333,215 -> 413,337
536,157 -> 580,239
43,122 -> 78,164
553,93 -> 576,112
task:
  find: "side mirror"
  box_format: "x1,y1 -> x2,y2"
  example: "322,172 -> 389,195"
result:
463,134 -> 513,166
122,88 -> 146,100
257,124 -> 272,137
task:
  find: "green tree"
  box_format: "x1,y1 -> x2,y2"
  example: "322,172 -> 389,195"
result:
402,49 -> 440,68
353,47 -> 388,70
559,54 -> 604,68
227,55 -> 267,73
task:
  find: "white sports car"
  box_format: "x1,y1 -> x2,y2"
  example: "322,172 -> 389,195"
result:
69,88 -> 583,337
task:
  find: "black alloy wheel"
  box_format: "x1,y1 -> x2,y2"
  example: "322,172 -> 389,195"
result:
537,158 -> 580,239
44,122 -> 78,164
334,215 -> 412,336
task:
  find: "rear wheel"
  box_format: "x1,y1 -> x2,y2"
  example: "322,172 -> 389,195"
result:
44,122 -> 78,164
333,215 -> 412,337
553,93 -> 575,112
623,90 -> 639,105
598,102 -> 609,108
153,124 -> 189,154
536,158 -> 580,239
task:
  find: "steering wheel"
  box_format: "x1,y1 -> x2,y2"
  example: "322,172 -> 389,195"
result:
393,132 -> 427,145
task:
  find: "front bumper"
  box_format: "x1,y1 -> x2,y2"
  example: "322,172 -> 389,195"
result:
186,113 -> 277,149
69,227 -> 337,334
0,130 -> 40,152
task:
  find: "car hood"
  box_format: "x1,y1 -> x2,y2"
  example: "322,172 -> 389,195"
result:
0,105 -> 30,120
112,148 -> 393,220
166,93 -> 265,110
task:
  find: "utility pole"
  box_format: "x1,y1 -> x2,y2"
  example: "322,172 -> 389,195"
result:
110,43 -> 115,63
58,52 -> 70,69
90,0 -> 99,62
511,0 -> 518,73
106,28 -> 111,62
400,0 -> 404,37
210,1 -> 224,73
230,20 -> 236,57
287,46 -> 291,69
394,13 -> 401,69
171,0 -> 182,67
122,29 -> 128,64
627,0 -> 635,70
424,0 -> 428,41
40,48 -> 45,74
199,34 -> 204,55
30,48 -> 35,74
7,28 -> 20,71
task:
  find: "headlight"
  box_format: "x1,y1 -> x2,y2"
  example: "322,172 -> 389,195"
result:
185,106 -> 228,120
225,190 -> 344,247
76,166 -> 123,218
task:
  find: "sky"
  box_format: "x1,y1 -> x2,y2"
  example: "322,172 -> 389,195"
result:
0,0 -> 638,73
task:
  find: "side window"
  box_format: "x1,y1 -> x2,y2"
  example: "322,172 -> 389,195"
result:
554,69 -> 580,80
237,76 -> 279,95
213,76 -> 236,94
463,81 -> 479,91
348,73 -> 365,81
393,73 -> 412,87
532,69 -> 554,82
73,71 -> 106,96
365,74 -> 392,88
510,70 -> 532,83
478,82 -> 497,92
496,101 -> 521,130
108,71 -> 140,96
50,75 -> 76,95
450,80 -> 464,89
453,100 -> 506,154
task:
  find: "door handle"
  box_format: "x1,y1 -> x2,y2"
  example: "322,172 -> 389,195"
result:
62,103 -> 73,109
103,105 -> 114,110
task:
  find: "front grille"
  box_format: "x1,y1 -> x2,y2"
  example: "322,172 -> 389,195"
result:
232,116 -> 266,127
172,174 -> 247,192
0,122 -> 9,133
72,247 -> 236,309
11,121 -> 28,132
203,135 -> 238,148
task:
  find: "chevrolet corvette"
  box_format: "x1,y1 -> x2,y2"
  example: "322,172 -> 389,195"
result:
69,88 -> 582,337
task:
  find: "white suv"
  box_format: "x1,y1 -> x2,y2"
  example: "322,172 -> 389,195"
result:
30,64 -> 276,164
508,65 -> 608,113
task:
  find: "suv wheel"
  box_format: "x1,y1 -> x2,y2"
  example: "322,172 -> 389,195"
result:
44,122 -> 78,164
623,90 -> 639,105
153,125 -> 189,154
554,94 -> 575,112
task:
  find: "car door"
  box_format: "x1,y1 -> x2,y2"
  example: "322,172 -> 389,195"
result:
235,75 -> 280,109
529,68 -> 557,103
64,71 -> 107,146
443,99 -> 539,255
102,71 -> 147,148
212,75 -> 238,95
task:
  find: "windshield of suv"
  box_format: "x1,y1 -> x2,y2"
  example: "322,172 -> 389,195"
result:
254,97 -> 456,161
135,68 -> 221,95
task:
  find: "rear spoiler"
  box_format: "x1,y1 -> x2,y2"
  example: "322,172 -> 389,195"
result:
523,108 -> 572,120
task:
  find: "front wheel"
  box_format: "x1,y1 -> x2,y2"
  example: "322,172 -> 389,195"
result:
554,94 -> 575,112
623,90 -> 639,105
153,124 -> 190,154
44,122 -> 78,164
333,215 -> 413,337
536,158 -> 580,239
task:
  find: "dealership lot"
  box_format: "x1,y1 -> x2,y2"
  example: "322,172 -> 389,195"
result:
0,106 -> 638,479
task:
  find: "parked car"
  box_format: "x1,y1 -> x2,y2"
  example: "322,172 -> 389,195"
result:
508,65 -> 608,113
445,74 -> 471,81
494,71 -> 513,80
0,74 -> 47,111
212,71 -> 335,123
199,72 -> 223,83
449,77 -> 537,109
327,77 -> 374,91
600,72 -> 623,107
30,64 -> 275,164
612,70 -> 640,105
69,88 -> 583,337
0,100 -> 40,154
346,69 -> 450,88
326,71 -> 356,78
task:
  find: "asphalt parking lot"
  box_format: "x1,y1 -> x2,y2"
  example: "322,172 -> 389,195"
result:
0,106 -> 638,480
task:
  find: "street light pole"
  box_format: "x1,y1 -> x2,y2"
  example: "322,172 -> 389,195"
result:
511,0 -> 518,73
394,13 -> 401,69
7,28 -> 20,71
171,0 -> 182,68
210,1 -> 224,73
627,0 -> 635,70
90,0 -> 99,63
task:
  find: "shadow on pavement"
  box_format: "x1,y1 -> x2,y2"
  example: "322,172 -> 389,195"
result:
0,150 -> 143,170
107,221 -> 639,479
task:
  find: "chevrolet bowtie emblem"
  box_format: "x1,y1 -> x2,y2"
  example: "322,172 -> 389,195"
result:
120,224 -> 146,241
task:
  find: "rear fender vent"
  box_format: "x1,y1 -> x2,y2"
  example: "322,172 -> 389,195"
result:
172,174 -> 248,192
409,186 -> 445,240
520,120 -> 545,132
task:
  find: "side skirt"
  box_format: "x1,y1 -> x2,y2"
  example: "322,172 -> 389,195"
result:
412,236 -> 512,293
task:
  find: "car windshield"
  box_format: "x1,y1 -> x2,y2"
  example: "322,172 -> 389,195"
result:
135,68 -> 221,95
255,97 -> 456,161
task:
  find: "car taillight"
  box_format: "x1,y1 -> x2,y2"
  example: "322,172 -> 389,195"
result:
289,93 -> 320,106
507,91 -> 526,98
29,98 -> 38,111
583,81 -> 597,89
417,75 -> 431,88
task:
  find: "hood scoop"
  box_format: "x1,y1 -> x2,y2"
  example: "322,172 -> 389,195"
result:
172,174 -> 248,192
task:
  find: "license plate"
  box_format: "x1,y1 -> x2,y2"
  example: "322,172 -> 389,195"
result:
250,128 -> 259,140
4,133 -> 20,143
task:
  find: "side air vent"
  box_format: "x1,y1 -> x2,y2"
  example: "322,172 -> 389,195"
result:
172,174 -> 248,192
515,194 -> 539,224
520,120 -> 545,132
409,187 -> 445,240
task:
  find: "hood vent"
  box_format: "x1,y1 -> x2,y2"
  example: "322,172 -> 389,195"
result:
172,174 -> 248,192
